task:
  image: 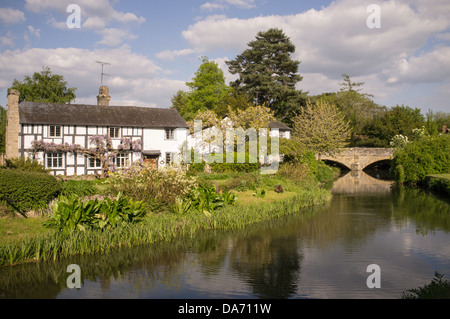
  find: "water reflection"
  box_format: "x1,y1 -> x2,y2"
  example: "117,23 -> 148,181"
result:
1,172 -> 449,299
332,170 -> 394,194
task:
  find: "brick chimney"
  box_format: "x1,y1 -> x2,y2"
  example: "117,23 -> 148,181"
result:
443,123 -> 447,134
97,85 -> 111,107
5,89 -> 20,160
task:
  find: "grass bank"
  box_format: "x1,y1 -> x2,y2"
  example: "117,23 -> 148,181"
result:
0,173 -> 332,267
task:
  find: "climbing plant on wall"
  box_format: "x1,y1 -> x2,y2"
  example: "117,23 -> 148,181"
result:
31,135 -> 142,177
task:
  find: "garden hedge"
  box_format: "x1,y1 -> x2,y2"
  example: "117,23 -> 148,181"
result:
0,169 -> 61,213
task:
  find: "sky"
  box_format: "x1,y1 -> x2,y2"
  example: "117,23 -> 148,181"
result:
0,0 -> 449,115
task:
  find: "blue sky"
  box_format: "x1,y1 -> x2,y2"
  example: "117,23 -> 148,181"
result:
1,0 -> 449,114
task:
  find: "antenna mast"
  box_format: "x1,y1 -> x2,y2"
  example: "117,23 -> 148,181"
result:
96,61 -> 111,85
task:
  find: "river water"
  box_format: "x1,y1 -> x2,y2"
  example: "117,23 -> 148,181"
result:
1,171 -> 449,299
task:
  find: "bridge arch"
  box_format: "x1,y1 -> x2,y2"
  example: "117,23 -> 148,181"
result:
363,159 -> 392,171
321,159 -> 351,171
317,148 -> 395,171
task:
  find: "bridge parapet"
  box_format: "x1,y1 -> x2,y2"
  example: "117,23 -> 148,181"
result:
317,148 -> 394,171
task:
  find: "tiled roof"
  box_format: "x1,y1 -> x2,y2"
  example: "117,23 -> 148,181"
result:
269,120 -> 292,131
19,101 -> 189,129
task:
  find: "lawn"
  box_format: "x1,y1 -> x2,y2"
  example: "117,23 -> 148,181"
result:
0,216 -> 53,244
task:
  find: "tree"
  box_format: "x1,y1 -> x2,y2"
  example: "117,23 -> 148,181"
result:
226,28 -> 305,124
312,74 -> 386,146
336,74 -> 384,139
186,57 -> 230,117
291,100 -> 351,154
339,73 -> 366,93
391,135 -> 450,184
227,105 -> 275,131
171,90 -> 191,121
220,87 -> 254,116
362,105 -> 425,147
188,105 -> 275,135
171,57 -> 232,121
425,110 -> 450,136
9,66 -> 76,104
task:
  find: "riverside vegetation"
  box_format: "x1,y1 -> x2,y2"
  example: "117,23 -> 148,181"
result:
0,154 -> 334,267
2,147 -> 449,298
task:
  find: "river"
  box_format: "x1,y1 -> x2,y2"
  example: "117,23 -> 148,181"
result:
1,171 -> 449,299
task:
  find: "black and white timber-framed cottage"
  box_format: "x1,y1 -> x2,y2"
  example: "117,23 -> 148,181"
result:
4,86 -> 189,176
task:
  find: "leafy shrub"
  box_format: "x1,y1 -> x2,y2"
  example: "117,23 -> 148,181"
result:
45,192 -> 147,233
402,272 -> 450,299
315,161 -> 335,188
60,179 -> 98,197
188,162 -> 206,174
0,169 -> 61,214
392,135 -> 450,184
169,183 -> 237,216
277,162 -> 309,182
351,137 -> 388,148
188,152 -> 260,174
287,151 -> 335,187
169,196 -> 193,215
279,138 -> 306,163
108,162 -> 197,211
1,157 -> 48,173
253,188 -> 266,198
219,172 -> 262,192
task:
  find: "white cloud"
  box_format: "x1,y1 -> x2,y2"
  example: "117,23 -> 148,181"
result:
96,28 -> 138,47
178,0 -> 450,112
201,2 -> 227,12
27,25 -> 40,39
0,8 -> 26,25
112,11 -> 145,24
23,25 -> 40,46
200,0 -> 257,11
224,0 -> 257,9
381,47 -> 450,85
24,0 -> 145,47
155,48 -> 197,61
0,32 -> 15,48
0,46 -> 183,108
435,32 -> 450,41
25,0 -> 145,25
183,1 -> 449,76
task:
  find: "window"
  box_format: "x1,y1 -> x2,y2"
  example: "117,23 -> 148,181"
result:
114,153 -> 129,168
165,152 -> 174,165
46,152 -> 64,168
109,127 -> 121,139
88,157 -> 102,168
49,125 -> 62,137
165,128 -> 175,140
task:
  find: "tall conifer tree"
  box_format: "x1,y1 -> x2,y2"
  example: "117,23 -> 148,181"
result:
226,28 -> 305,124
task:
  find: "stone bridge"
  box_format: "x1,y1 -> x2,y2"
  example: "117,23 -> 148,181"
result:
316,148 -> 395,171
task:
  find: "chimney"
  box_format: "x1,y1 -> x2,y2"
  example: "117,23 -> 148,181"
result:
5,89 -> 20,160
97,85 -> 111,107
444,123 -> 448,134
